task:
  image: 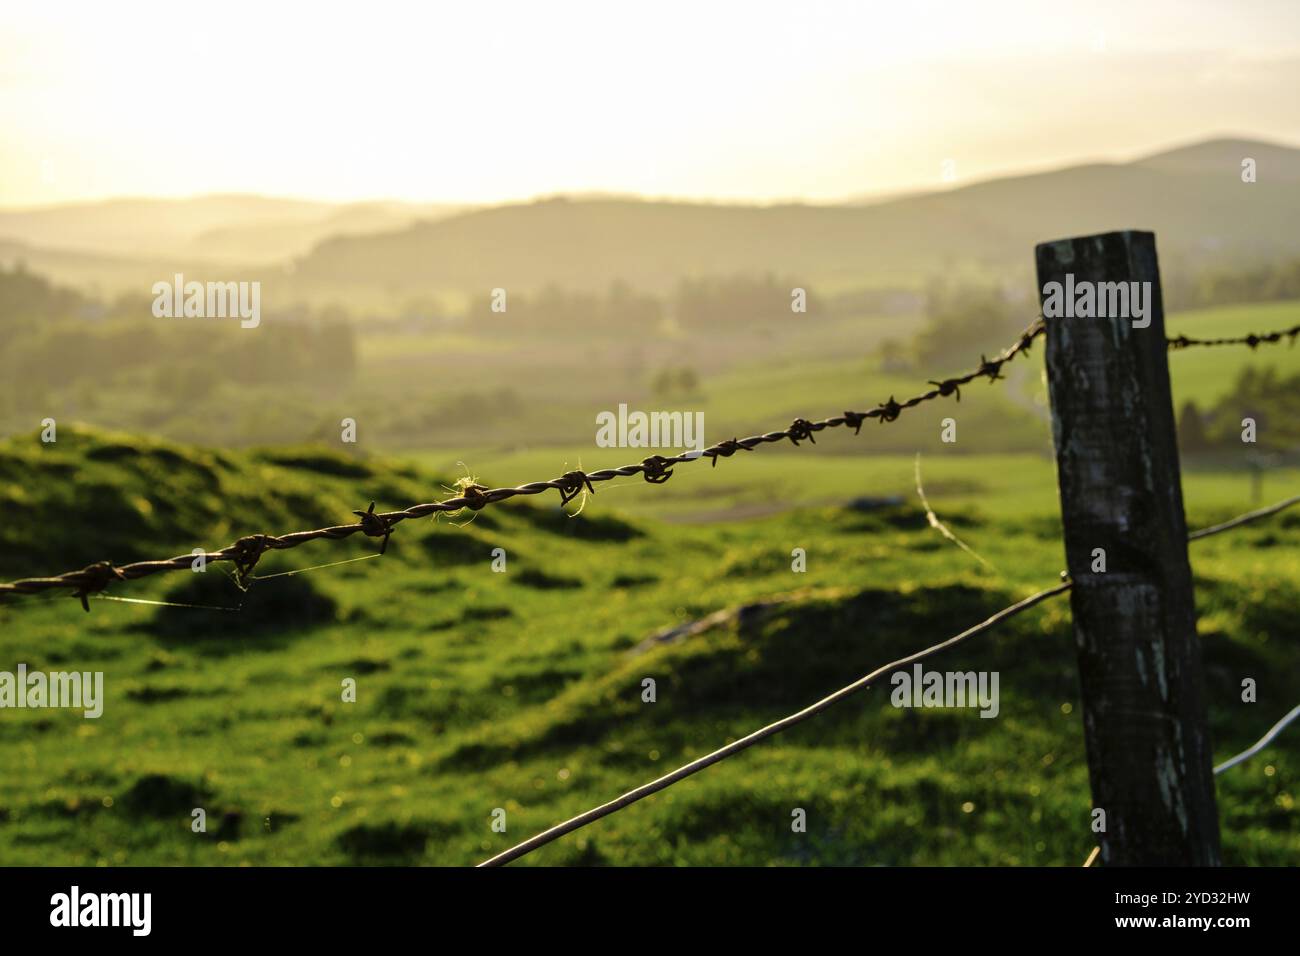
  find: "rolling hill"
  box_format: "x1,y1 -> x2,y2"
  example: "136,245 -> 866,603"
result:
0,195 -> 470,265
290,137 -> 1300,297
2,137 -> 1297,306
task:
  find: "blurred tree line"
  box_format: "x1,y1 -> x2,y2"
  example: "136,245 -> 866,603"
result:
878,280 -> 1029,373
880,260 -> 1300,375
0,264 -> 357,421
672,274 -> 822,327
463,280 -> 661,331
1178,366 -> 1300,454
463,273 -> 821,332
649,365 -> 701,399
1165,254 -> 1300,310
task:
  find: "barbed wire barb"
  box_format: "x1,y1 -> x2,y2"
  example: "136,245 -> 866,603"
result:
1,318 -> 1296,606
0,317 -> 1049,604
1166,322 -> 1300,351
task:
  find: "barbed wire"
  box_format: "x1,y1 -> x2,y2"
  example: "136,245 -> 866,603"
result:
0,318 -> 1048,607
2,318 -> 1296,609
1166,322 -> 1300,350
480,493 -> 1300,866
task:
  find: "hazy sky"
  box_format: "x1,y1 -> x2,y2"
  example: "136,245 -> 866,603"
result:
3,0 -> 1299,208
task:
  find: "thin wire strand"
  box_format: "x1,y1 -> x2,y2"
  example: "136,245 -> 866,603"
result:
250,553 -> 381,580
1213,701 -> 1300,774
914,453 -> 997,573
478,580 -> 1072,866
484,492 -> 1300,867
1187,494 -> 1300,541
90,594 -> 240,611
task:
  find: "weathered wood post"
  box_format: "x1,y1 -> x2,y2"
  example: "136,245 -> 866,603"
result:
1036,230 -> 1221,866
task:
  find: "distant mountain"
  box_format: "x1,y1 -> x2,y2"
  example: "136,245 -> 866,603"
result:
289,137 -> 1300,296
188,201 -> 470,261
1131,137 -> 1300,181
4,138 -> 1297,303
0,237 -> 209,298
0,195 -> 470,264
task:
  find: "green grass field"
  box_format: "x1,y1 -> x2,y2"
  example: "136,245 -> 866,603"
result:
0,420 -> 1295,866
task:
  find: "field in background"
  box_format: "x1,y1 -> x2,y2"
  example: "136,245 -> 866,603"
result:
403,298 -> 1300,523
382,299 -> 1300,457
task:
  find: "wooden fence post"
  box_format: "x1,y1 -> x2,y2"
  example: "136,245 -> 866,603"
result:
1035,230 -> 1221,866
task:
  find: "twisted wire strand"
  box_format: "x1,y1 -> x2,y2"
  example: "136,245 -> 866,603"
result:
1167,322 -> 1300,351
0,318 -> 1049,603
2,318 -> 1295,606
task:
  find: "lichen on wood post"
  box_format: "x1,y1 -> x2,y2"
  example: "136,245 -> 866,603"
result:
1037,230 -> 1221,866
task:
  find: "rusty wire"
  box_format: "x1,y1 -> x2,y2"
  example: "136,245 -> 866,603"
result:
1,317 -> 1296,607
1166,322 -> 1300,350
0,318 -> 1048,606
481,492 -> 1300,866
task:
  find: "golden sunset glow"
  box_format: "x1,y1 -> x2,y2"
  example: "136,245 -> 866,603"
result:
3,0 -> 1299,207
